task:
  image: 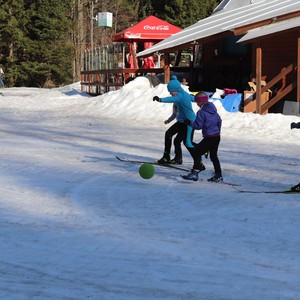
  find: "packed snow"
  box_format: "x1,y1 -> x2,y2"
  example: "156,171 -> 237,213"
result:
0,77 -> 299,300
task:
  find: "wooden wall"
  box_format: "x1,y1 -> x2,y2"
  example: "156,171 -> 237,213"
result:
201,31 -> 298,112
253,31 -> 297,80
201,36 -> 251,93
251,31 -> 298,111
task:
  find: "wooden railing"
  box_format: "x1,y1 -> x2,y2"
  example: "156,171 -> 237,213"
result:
81,68 -> 164,95
245,63 -> 297,114
80,66 -> 196,95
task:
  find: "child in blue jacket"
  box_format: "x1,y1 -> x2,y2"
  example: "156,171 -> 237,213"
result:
182,91 -> 223,182
153,76 -> 205,169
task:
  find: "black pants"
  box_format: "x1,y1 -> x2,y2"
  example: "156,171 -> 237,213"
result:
189,136 -> 222,176
164,122 -> 194,159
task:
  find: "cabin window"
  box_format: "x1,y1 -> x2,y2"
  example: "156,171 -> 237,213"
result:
219,36 -> 249,57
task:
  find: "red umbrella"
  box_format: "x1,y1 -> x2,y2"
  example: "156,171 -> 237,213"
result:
113,16 -> 181,43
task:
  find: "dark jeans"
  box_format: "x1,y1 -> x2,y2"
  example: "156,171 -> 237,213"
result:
189,136 -> 222,175
164,122 -> 194,159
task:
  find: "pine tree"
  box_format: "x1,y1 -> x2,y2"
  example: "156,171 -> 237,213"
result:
23,0 -> 74,87
0,0 -> 26,85
151,0 -> 222,28
0,0 -> 223,86
136,0 -> 154,19
0,0 -> 74,87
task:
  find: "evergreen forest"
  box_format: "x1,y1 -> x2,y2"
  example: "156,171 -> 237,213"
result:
0,0 -> 221,88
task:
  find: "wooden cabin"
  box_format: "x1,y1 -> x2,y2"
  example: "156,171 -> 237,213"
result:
200,29 -> 298,113
137,0 -> 300,115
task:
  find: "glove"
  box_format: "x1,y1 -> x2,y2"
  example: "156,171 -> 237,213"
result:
184,118 -> 191,126
153,96 -> 160,102
291,122 -> 300,129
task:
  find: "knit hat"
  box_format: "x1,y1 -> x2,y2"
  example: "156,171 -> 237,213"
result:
194,92 -> 208,103
167,75 -> 182,93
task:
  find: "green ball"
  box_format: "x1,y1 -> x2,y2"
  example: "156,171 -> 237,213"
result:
139,163 -> 155,179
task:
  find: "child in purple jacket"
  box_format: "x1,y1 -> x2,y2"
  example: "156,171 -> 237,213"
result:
182,91 -> 223,182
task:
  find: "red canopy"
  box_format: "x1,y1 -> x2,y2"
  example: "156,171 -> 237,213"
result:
113,16 -> 181,43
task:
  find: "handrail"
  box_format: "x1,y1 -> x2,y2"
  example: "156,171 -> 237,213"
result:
261,81 -> 296,113
248,63 -> 297,113
260,63 -> 295,95
80,66 -> 195,94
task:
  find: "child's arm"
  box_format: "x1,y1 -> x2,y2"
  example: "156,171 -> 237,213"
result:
189,111 -> 204,130
164,112 -> 176,124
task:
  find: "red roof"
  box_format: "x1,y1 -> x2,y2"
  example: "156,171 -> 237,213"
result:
113,16 -> 181,43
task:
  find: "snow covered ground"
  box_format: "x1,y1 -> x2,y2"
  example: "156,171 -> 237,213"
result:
0,78 -> 299,300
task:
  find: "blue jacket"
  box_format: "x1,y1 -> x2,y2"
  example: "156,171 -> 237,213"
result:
161,89 -> 196,123
191,102 -> 222,137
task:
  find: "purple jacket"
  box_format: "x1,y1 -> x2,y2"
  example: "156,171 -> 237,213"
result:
191,102 -> 222,137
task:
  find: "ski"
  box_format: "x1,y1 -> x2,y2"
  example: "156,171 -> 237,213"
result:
233,186 -> 299,194
180,175 -> 240,186
281,162 -> 300,166
116,156 -> 190,172
209,180 -> 241,187
116,156 -> 240,186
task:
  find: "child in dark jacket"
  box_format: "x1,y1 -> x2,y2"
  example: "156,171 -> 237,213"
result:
290,121 -> 300,192
153,76 -> 201,166
161,104 -> 184,164
182,91 -> 223,182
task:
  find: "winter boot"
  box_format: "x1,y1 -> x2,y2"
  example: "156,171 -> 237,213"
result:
291,183 -> 300,192
181,169 -> 200,181
170,158 -> 183,165
207,173 -> 223,183
157,153 -> 170,164
291,122 -> 300,129
198,163 -> 206,172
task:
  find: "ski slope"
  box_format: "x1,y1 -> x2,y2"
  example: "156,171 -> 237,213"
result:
0,79 -> 299,300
